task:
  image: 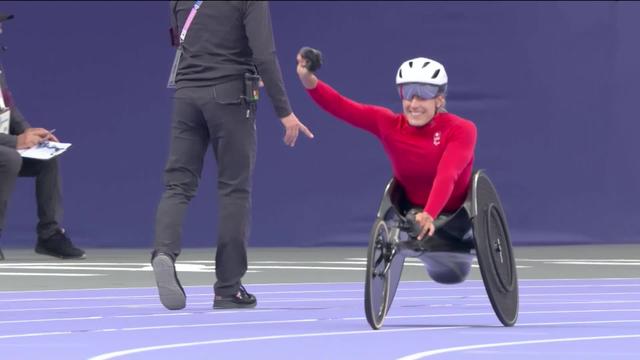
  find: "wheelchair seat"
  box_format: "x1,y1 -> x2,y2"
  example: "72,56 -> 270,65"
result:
381,177 -> 474,255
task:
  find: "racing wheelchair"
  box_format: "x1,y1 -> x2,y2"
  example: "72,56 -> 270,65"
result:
364,169 -> 518,329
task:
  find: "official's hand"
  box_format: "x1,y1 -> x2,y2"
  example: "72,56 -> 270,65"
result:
46,130 -> 59,142
26,127 -> 59,141
280,112 -> 314,147
415,211 -> 436,240
296,53 -> 318,89
16,129 -> 46,149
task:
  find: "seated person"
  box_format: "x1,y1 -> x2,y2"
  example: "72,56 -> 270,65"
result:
0,12 -> 84,260
296,52 -> 477,242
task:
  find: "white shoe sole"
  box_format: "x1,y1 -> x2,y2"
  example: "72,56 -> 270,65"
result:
152,254 -> 186,310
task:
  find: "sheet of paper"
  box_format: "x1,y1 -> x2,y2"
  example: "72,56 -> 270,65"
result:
17,141 -> 72,160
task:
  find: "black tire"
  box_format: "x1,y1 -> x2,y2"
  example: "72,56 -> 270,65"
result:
471,171 -> 519,327
365,219 -> 391,329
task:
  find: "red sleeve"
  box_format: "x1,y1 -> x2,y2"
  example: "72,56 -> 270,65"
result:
307,80 -> 396,136
424,121 -> 477,218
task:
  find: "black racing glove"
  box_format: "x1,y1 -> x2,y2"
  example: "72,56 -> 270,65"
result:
299,46 -> 323,72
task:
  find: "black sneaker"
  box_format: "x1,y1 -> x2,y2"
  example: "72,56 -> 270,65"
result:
213,285 -> 257,309
35,229 -> 86,259
0,247 -> 4,261
152,252 -> 186,310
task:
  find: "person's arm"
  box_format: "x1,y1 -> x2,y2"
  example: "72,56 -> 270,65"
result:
1,88 -> 58,149
9,106 -> 30,134
0,81 -> 31,148
244,1 -> 291,118
0,66 -> 57,149
244,2 -> 313,147
9,108 -> 59,146
1,69 -> 31,134
0,133 -> 18,148
424,121 -> 477,218
308,80 -> 395,137
168,1 -> 179,47
296,53 -> 395,136
0,107 -> 29,148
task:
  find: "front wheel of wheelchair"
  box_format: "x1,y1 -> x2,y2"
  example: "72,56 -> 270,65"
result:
364,219 -> 394,330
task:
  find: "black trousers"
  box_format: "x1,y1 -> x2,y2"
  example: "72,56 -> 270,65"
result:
154,80 -> 257,297
0,145 -> 63,239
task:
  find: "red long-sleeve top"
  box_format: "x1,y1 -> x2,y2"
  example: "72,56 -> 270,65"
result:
307,80 -> 477,218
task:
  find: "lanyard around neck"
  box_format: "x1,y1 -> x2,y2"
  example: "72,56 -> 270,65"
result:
179,1 -> 203,45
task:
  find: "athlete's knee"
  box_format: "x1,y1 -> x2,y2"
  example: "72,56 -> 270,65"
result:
425,252 -> 473,284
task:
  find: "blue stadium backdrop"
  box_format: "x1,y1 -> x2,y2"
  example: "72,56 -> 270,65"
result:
1,1 -> 639,248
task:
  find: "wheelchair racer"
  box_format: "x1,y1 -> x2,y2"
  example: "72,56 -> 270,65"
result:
296,51 -> 477,240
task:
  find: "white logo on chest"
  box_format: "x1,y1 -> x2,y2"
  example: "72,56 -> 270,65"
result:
433,131 -> 441,146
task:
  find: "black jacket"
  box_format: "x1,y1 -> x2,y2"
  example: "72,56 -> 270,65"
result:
0,64 -> 30,149
169,1 -> 292,118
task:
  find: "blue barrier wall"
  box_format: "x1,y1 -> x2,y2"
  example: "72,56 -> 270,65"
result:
1,1 -> 639,248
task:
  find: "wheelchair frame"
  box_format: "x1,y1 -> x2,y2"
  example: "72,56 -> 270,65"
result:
364,170 -> 519,329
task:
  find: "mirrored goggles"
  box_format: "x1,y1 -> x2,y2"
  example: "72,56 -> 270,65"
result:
397,83 -> 441,100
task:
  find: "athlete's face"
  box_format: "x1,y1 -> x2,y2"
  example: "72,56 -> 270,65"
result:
402,95 -> 444,127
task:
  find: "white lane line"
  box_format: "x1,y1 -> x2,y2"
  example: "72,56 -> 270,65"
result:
516,278 -> 640,281
0,331 -> 72,340
345,257 -> 640,264
550,262 -> 640,266
0,261 -> 375,266
3,304 -> 640,327
0,263 -> 394,270
0,303 -> 162,312
120,319 -> 317,332
395,334 -> 640,360
0,287 -> 161,294
251,283 -> 640,291
463,300 -> 640,307
1,318 -> 458,342
0,316 -> 103,325
366,308 -> 640,321
3,291 -> 640,311
113,313 -> 193,319
189,261 -> 371,265
0,302 -> 279,313
250,266 -> 363,271
1,261 -> 369,266
4,283 -> 640,303
0,310 -> 277,324
113,309 -> 275,319
0,273 -> 104,277
520,319 -> 640,327
0,263 -> 152,266
503,284 -> 640,288
1,278 -> 638,295
87,326 -> 467,360
0,266 -> 151,271
0,295 -> 162,302
516,259 -> 640,262
87,322 -> 640,360
2,307 -> 640,333
255,292 -> 640,303
0,266 -> 258,273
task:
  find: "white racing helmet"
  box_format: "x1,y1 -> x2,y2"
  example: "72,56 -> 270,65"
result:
395,57 -> 448,99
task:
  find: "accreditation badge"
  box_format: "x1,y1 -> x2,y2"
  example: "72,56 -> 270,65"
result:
0,107 -> 10,135
166,47 -> 183,89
